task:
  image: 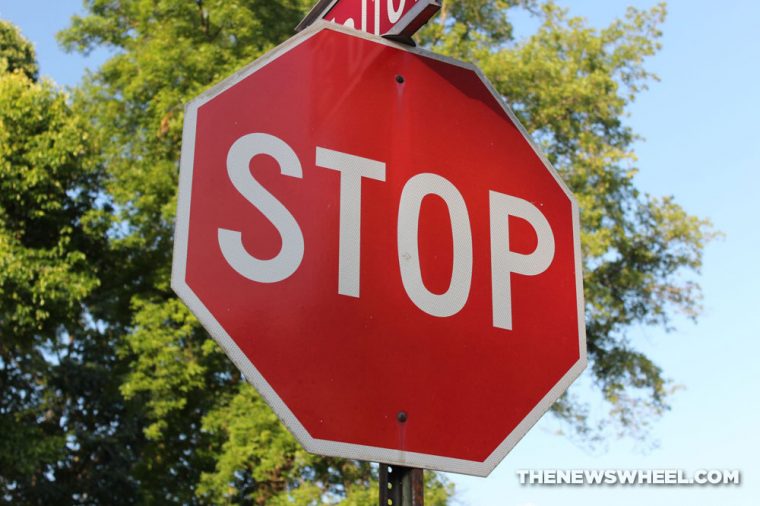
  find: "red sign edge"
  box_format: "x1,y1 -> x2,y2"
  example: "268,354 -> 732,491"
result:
171,21 -> 588,477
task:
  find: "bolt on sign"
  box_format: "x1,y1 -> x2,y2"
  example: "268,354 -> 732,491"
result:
172,2 -> 586,478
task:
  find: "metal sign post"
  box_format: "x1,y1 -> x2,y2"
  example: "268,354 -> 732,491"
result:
379,464 -> 424,506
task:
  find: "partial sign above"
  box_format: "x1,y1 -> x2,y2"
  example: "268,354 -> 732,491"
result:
173,22 -> 586,477
296,0 -> 441,40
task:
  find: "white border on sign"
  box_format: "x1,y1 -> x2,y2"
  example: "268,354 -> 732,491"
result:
171,21 -> 587,477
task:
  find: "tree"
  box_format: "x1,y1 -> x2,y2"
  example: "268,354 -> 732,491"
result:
0,19 -> 113,503
0,0 -> 713,503
0,21 -> 38,80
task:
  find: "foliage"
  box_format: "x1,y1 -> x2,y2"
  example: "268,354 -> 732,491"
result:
0,0 -> 714,503
0,21 -> 38,80
0,19 -> 108,503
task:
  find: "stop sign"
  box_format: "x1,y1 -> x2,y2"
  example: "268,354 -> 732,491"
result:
172,22 -> 586,476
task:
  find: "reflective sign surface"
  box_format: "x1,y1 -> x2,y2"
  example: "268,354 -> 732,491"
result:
173,24 -> 586,476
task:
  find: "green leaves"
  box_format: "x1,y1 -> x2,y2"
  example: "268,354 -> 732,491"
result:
0,23 -> 109,502
197,384 -> 313,504
0,21 -> 38,81
120,297 -> 208,439
0,60 -> 101,347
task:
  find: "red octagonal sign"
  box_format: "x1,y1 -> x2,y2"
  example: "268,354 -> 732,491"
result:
173,23 -> 586,476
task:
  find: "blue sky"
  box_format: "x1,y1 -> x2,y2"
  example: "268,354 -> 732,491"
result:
1,1 -> 757,505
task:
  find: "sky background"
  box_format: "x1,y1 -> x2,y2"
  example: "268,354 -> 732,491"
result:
0,1 -> 757,505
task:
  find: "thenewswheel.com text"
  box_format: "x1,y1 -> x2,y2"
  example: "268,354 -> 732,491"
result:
517,469 -> 741,486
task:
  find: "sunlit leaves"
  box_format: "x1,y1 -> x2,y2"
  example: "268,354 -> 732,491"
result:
0,21 -> 105,501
